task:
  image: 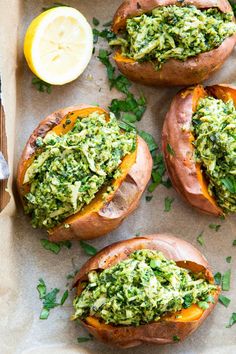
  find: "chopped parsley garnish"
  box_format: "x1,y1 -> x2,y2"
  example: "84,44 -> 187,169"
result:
197,232 -> 204,246
222,269 -> 231,291
92,17 -> 100,26
97,49 -> 146,119
164,196 -> 174,212
147,147 -> 170,193
209,224 -> 221,232
60,290 -> 69,305
103,20 -> 112,27
37,279 -> 68,320
42,2 -> 69,11
139,131 -> 158,152
226,256 -> 232,264
97,49 -> 147,132
73,249 -> 216,326
66,272 -> 76,280
233,240 -> 236,246
110,94 -> 146,122
146,195 -> 153,202
65,270 -> 78,287
214,272 -> 222,285
219,294 -> 231,308
80,241 -> 97,256
32,77 -> 52,93
37,278 -> 47,299
93,28 -> 116,44
40,239 -> 72,254
77,335 -> 93,343
98,49 -> 116,88
173,335 -> 180,342
226,313 -> 236,328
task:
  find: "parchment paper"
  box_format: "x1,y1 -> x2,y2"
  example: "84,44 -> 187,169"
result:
0,0 -> 236,353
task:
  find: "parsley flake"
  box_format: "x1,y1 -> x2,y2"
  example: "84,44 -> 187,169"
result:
42,2 -> 69,11
80,241 -> 97,256
222,269 -> 231,291
92,17 -> 100,26
209,223 -> 221,232
214,272 -> 222,285
146,195 -> 153,202
77,335 -> 93,343
173,335 -> 180,342
37,279 -> 68,320
139,131 -> 158,152
226,312 -> 236,328
97,50 -> 146,122
40,239 -> 72,254
197,231 -> 204,246
219,294 -> 231,308
60,290 -> 69,305
164,197 -> 174,212
149,152 -> 170,192
103,20 -> 112,27
32,77 -> 52,93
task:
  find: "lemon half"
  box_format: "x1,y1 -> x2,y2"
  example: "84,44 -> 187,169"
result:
24,7 -> 93,85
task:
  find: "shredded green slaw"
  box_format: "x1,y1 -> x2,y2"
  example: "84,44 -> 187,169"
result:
73,249 -> 216,326
192,97 -> 236,213
110,5 -> 236,69
24,111 -> 136,229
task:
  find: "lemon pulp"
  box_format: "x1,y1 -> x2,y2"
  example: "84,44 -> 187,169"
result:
24,7 -> 93,85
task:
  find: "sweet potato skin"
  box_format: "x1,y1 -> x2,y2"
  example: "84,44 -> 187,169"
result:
73,234 -> 220,348
162,84 -> 236,215
17,106 -> 152,241
112,0 -> 236,86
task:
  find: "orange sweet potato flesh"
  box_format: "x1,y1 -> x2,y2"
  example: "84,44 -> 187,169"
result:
161,84 -> 235,215
73,234 -> 220,348
112,0 -> 236,86
17,105 -> 152,241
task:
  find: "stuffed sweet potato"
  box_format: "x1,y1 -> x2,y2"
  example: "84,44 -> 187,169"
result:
162,84 -> 236,215
111,0 -> 236,86
17,105 -> 152,241
72,234 -> 220,348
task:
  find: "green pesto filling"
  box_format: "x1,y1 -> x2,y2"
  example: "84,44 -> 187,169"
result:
24,112 -> 136,229
110,5 -> 236,69
73,249 -> 216,326
192,97 -> 236,213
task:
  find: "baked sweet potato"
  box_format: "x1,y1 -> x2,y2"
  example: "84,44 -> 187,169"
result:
162,84 -> 236,215
17,105 -> 152,241
112,0 -> 236,86
73,234 -> 220,348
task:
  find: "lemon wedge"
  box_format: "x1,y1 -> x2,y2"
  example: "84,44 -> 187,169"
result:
24,7 -> 93,85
